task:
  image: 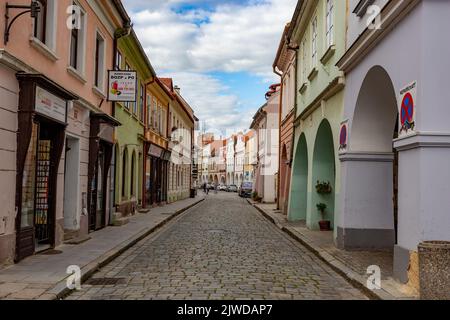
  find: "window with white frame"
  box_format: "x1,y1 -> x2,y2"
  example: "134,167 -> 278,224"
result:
326,0 -> 334,48
69,2 -> 86,72
115,51 -> 122,70
311,17 -> 318,68
94,32 -> 106,90
146,93 -> 152,126
33,0 -> 57,51
139,83 -> 144,121
301,38 -> 307,82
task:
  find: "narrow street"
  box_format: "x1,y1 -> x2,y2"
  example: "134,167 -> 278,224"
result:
65,192 -> 368,300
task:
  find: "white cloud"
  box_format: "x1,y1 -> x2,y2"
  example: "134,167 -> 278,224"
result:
123,0 -> 296,132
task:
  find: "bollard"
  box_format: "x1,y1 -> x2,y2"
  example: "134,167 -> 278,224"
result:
418,241 -> 450,300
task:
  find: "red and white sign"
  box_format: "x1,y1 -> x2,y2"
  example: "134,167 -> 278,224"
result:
35,86 -> 67,123
108,70 -> 137,102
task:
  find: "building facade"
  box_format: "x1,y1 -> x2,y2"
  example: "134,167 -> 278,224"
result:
0,0 -> 129,263
274,23 -> 297,215
287,0 -> 346,233
336,0 -> 450,289
251,86 -> 280,203
226,136 -> 236,185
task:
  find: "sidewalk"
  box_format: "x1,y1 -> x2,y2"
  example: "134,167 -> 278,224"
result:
248,199 -> 419,300
0,195 -> 205,300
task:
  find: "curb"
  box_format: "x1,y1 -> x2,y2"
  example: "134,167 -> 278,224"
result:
48,197 -> 205,300
247,199 -> 390,301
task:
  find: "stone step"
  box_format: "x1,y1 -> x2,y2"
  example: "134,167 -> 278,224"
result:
63,229 -> 79,241
64,235 -> 91,245
112,217 -> 129,227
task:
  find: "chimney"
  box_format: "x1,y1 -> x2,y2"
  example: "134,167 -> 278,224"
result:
174,85 -> 181,95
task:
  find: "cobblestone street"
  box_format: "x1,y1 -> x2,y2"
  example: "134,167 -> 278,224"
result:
65,192 -> 368,300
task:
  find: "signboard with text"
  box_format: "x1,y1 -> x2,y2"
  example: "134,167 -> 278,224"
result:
108,70 -> 137,102
35,86 -> 67,123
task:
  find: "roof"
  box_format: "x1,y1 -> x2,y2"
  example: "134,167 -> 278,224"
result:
273,23 -> 290,70
159,78 -> 196,124
111,0 -> 131,24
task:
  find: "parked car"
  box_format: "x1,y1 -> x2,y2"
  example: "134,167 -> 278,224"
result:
239,182 -> 253,198
218,184 -> 228,191
227,185 -> 238,193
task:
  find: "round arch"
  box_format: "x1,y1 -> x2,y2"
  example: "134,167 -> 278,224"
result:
288,134 -> 308,221
310,120 -> 336,229
340,65 -> 398,248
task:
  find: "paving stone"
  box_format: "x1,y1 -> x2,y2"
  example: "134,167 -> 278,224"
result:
64,193 -> 368,300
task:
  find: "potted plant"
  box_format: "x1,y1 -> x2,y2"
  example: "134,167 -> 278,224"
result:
316,203 -> 331,231
315,181 -> 332,194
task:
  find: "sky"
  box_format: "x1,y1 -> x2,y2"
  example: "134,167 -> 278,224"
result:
122,0 -> 297,135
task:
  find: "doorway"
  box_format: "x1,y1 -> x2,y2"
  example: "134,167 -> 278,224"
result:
63,137 -> 80,233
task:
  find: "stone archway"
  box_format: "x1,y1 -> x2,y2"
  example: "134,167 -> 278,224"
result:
338,65 -> 398,249
279,144 -> 289,214
310,120 -> 335,230
288,134 -> 308,221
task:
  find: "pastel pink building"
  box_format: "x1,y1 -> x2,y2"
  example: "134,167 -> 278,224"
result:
0,0 -> 129,264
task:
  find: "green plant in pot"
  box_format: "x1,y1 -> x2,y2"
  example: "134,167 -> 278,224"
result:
316,203 -> 331,231
315,181 -> 332,194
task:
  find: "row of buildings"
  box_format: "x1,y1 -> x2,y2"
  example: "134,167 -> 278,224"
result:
200,0 -> 450,295
0,0 -> 197,265
274,0 -> 450,294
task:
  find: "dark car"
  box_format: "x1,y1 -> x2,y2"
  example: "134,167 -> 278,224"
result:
239,182 -> 253,198
227,185 -> 238,193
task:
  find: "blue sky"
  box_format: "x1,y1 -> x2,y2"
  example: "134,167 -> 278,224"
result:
123,0 -> 297,134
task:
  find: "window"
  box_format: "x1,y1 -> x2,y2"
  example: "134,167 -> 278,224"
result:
69,2 -> 86,72
115,51 -> 122,70
302,38 -> 307,82
94,32 -> 106,89
34,0 -> 47,43
139,84 -> 144,121
326,0 -> 334,47
124,63 -> 132,110
311,17 -> 318,67
146,93 -> 152,126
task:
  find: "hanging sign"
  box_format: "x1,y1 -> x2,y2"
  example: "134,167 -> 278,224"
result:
35,86 -> 67,123
107,70 -> 137,102
149,144 -> 163,158
399,81 -> 417,135
339,120 -> 349,152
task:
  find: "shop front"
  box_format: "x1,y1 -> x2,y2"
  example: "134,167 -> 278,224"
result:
144,143 -> 170,207
15,74 -> 77,262
88,113 -> 120,232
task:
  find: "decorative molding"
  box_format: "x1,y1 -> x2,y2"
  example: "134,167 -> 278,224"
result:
29,37 -> 59,62
339,151 -> 395,162
394,132 -> 450,151
320,45 -> 336,65
337,0 -> 420,73
307,67 -> 318,81
67,66 -> 87,84
0,49 -> 37,73
92,86 -> 106,99
299,82 -> 308,94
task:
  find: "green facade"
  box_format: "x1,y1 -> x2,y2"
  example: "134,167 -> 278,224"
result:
288,0 -> 346,233
115,32 -> 153,214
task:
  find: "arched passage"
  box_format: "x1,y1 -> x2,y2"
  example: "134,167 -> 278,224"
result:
130,151 -> 136,197
279,144 -> 289,213
310,120 -> 335,230
288,134 -> 308,221
339,65 -> 398,249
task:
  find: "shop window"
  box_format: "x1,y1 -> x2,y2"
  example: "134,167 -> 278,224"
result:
131,152 -> 136,196
122,149 -> 127,197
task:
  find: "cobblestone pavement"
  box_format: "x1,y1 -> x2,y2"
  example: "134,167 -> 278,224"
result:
65,192 -> 368,300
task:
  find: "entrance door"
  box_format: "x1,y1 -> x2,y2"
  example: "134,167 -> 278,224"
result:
34,135 -> 52,249
89,143 -> 107,231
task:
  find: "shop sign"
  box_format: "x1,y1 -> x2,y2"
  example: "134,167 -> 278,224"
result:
35,86 -> 67,123
99,123 -> 114,144
149,144 -> 163,158
107,70 -> 137,102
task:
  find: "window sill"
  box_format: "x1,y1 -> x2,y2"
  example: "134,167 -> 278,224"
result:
67,66 -> 87,84
307,67 -> 318,81
29,37 -> 58,62
92,86 -> 106,99
320,45 -> 336,65
299,82 -> 308,94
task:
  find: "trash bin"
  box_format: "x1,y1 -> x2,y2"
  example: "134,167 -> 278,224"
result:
190,188 -> 196,198
418,241 -> 450,300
